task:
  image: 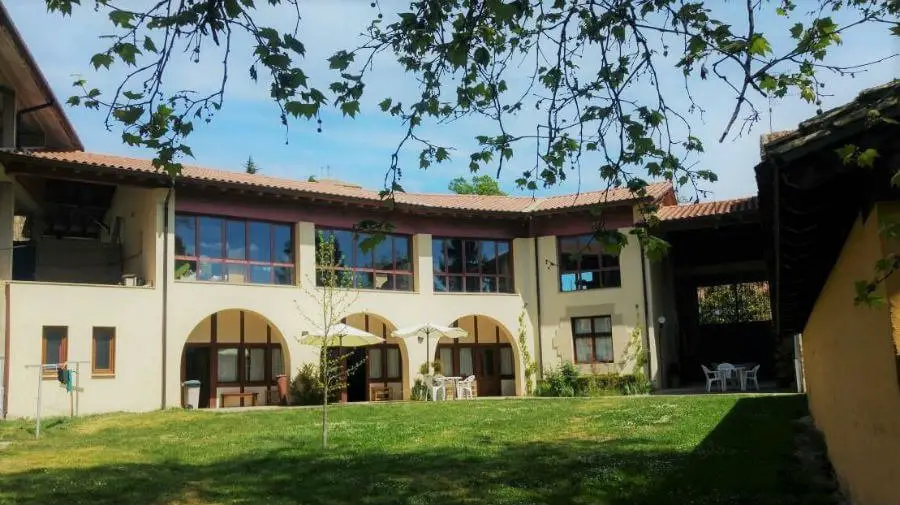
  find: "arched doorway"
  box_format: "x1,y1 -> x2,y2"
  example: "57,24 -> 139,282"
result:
342,313 -> 408,402
182,309 -> 289,408
437,315 -> 519,397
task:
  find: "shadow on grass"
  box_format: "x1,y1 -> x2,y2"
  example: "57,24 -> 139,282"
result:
0,396 -> 834,505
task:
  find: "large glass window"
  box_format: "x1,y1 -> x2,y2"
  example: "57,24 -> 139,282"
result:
432,238 -> 513,293
175,214 -> 294,285
217,348 -> 239,382
571,316 -> 614,364
315,228 -> 413,291
558,234 -> 621,292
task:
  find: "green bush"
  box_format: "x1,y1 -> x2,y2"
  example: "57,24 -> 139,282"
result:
536,362 -> 652,397
290,363 -> 340,405
411,378 -> 428,401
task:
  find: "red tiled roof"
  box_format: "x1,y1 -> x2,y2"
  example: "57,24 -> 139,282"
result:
14,150 -> 673,215
656,196 -> 758,221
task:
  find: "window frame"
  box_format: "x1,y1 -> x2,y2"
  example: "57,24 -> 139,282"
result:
215,343 -> 284,387
41,326 -> 68,378
315,227 -> 414,291
557,234 -> 621,292
174,213 -> 295,285
432,237 -> 514,293
91,326 -> 116,377
367,344 -> 402,381
570,316 -> 614,364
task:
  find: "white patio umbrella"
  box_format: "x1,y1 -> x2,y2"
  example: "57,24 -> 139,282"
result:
299,323 -> 384,347
391,323 -> 468,375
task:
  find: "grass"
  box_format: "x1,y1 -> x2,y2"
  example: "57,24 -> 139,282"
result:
0,395 -> 835,505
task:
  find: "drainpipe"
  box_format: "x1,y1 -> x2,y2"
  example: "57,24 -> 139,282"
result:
639,244 -> 654,383
532,235 -> 544,379
161,179 -> 174,409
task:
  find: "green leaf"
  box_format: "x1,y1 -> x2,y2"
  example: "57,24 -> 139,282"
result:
473,46 -> 490,66
122,90 -> 143,100
835,144 -> 857,164
789,23 -> 804,39
857,148 -> 880,168
340,101 -> 360,118
327,50 -> 354,70
66,96 -> 80,106
285,101 -> 319,119
284,34 -> 306,56
90,53 -> 114,70
108,9 -> 134,27
143,36 -> 158,53
435,147 -> 450,162
113,43 -> 140,66
890,171 -> 900,187
748,34 -> 772,56
378,98 -> 392,112
112,106 -> 144,125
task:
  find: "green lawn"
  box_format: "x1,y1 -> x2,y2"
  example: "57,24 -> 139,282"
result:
0,395 -> 834,505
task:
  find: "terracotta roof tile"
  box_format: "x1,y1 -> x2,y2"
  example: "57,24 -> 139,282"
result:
13,150 -> 673,215
656,196 -> 758,221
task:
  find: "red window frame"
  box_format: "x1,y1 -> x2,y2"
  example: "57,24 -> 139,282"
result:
367,345 -> 402,381
571,316 -> 614,364
315,227 -> 414,291
558,234 -> 621,292
432,237 -> 514,293
174,213 -> 294,285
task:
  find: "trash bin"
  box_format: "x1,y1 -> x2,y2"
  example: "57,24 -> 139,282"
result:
182,380 -> 202,409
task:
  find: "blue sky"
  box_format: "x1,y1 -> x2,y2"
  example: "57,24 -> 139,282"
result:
6,1 -> 899,199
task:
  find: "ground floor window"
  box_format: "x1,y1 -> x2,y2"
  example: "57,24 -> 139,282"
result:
572,316 -> 614,364
436,343 -> 515,397
214,344 -> 283,386
92,327 -> 116,376
41,326 -> 67,377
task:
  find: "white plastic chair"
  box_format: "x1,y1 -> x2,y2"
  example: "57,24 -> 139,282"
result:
456,375 -> 476,399
429,376 -> 446,401
742,365 -> 760,391
701,365 -> 724,392
717,363 -> 737,390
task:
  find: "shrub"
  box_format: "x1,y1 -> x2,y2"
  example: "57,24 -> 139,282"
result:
411,378 -> 428,401
536,362 -> 652,397
290,363 -> 340,405
535,362 -> 580,397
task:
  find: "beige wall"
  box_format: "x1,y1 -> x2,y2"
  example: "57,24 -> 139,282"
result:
535,232 -> 649,375
802,207 -> 900,505
3,186 -> 655,418
4,282 -> 162,418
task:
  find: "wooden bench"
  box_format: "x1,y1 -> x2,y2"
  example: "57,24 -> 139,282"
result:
220,391 -> 259,408
370,387 -> 392,402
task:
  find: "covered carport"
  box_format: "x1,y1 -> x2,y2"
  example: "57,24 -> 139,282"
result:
653,197 -> 779,388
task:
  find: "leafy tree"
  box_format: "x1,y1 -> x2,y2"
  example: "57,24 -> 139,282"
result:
448,174 -> 506,195
697,282 -> 772,325
47,0 -> 899,259
244,156 -> 260,174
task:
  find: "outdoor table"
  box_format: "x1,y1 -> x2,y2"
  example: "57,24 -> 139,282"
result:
441,376 -> 462,399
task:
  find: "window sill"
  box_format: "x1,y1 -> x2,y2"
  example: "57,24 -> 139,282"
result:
175,279 -> 298,289
91,373 -> 116,379
559,286 -> 622,294
433,291 -> 519,296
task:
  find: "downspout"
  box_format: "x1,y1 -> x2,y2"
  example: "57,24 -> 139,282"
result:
639,243 -> 654,383
530,218 -> 544,379
161,179 -> 174,410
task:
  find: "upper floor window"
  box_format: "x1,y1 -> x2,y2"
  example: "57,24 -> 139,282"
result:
432,238 -> 513,293
174,214 -> 294,285
315,228 -> 413,291
558,234 -> 621,292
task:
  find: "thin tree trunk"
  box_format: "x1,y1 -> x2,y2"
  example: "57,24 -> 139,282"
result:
322,391 -> 328,449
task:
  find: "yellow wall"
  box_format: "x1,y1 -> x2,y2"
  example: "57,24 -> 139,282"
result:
802,207 -> 900,505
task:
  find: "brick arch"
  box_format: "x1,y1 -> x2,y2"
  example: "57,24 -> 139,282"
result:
437,314 -> 521,397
